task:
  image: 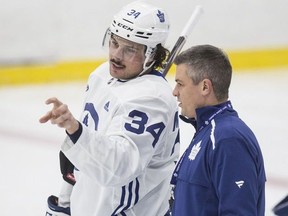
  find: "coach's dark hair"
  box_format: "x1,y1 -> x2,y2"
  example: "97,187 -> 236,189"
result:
174,44 -> 232,101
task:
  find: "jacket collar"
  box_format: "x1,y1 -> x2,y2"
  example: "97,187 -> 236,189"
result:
180,101 -> 236,131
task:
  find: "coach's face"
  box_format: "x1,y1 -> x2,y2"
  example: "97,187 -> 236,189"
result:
173,64 -> 205,119
109,35 -> 146,80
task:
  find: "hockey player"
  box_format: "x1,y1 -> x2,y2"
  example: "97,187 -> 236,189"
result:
170,45 -> 266,215
39,1 -> 179,216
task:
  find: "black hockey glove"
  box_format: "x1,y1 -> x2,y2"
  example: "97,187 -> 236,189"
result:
46,195 -> 71,216
59,151 -> 76,185
273,195 -> 288,216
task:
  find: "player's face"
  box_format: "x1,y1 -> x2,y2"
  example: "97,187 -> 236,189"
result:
109,35 -> 146,79
173,64 -> 204,119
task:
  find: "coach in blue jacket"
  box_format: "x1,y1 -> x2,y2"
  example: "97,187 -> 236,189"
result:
171,44 -> 266,215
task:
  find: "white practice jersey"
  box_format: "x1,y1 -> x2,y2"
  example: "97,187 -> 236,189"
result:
61,62 -> 180,216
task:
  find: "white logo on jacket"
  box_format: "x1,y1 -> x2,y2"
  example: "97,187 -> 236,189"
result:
188,141 -> 202,160
235,180 -> 245,188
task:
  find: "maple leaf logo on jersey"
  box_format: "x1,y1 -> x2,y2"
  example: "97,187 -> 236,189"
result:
188,141 -> 202,161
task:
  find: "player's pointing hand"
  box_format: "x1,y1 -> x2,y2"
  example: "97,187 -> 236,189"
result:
39,97 -> 79,134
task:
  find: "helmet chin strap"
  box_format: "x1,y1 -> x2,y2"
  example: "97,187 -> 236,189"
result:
138,60 -> 155,76
138,47 -> 156,76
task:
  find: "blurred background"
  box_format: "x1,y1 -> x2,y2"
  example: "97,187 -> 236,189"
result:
1,0 -> 288,85
0,0 -> 288,215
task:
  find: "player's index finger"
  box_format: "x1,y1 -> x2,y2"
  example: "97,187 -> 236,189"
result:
45,97 -> 62,108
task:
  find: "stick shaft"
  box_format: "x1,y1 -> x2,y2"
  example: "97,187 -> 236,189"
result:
162,5 -> 204,77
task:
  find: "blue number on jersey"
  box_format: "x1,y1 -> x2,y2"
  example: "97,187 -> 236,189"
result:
81,105 -> 166,148
124,110 -> 165,147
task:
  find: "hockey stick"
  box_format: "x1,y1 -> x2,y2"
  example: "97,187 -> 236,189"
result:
162,5 -> 204,77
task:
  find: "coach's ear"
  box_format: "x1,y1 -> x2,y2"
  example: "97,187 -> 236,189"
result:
201,78 -> 213,95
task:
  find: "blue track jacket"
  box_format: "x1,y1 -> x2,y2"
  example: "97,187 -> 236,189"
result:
171,101 -> 266,216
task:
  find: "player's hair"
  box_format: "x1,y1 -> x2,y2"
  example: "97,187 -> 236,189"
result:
153,44 -> 170,69
174,44 -> 232,101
